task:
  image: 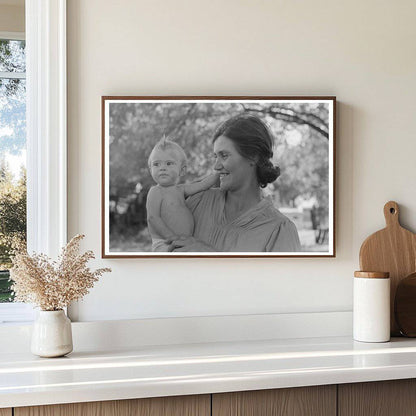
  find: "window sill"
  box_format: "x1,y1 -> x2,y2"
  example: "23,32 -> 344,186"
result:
0,303 -> 35,324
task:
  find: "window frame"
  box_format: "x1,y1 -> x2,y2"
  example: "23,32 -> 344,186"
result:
0,0 -> 67,323
0,31 -> 25,41
26,0 -> 67,257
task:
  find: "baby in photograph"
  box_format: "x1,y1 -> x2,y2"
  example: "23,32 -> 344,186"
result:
146,137 -> 219,252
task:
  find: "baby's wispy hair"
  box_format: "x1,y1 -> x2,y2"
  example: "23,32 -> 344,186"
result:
148,135 -> 187,167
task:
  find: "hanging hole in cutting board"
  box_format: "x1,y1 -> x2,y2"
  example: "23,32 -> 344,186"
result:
390,208 -> 396,214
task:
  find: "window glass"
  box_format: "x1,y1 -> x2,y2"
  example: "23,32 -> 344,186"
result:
0,39 -> 26,73
0,39 -> 26,303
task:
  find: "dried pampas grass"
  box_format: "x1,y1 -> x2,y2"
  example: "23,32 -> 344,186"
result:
10,234 -> 111,311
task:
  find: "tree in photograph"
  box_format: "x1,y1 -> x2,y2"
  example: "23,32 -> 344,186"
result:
241,103 -> 330,214
241,102 -> 329,139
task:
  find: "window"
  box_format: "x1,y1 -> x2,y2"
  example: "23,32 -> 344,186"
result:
0,0 -> 67,324
0,36 -> 26,307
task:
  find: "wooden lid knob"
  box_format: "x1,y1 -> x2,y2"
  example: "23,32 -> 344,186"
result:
354,271 -> 390,278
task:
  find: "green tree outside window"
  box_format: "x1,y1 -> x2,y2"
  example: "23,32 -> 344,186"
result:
0,38 -> 27,302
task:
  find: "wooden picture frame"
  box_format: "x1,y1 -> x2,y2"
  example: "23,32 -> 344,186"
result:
102,96 -> 336,258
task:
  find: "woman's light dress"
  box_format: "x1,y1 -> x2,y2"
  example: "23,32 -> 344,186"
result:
186,189 -> 301,252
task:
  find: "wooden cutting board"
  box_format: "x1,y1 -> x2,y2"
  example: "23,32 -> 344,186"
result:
359,201 -> 416,335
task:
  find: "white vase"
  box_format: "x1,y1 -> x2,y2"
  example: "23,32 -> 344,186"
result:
31,310 -> 73,357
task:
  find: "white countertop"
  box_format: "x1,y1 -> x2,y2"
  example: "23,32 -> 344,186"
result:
2,336 -> 416,408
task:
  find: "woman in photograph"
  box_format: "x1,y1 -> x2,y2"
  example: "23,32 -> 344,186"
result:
171,114 -> 301,252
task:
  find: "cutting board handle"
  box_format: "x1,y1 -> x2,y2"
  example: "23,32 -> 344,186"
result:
384,201 -> 400,228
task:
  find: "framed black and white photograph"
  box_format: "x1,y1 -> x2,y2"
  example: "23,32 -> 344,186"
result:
102,96 -> 336,258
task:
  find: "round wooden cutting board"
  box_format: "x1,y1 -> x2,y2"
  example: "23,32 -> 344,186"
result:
359,201 -> 416,336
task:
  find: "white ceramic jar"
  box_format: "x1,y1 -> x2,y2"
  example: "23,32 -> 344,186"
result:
31,310 -> 73,357
353,271 -> 390,343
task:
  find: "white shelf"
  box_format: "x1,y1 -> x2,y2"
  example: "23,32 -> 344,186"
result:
2,336 -> 416,408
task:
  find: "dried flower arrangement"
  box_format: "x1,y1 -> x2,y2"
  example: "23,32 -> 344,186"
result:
10,234 -> 111,311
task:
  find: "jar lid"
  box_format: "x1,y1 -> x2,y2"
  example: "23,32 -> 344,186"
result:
354,271 -> 389,278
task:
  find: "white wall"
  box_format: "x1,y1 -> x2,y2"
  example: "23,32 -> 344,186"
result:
67,0 -> 416,322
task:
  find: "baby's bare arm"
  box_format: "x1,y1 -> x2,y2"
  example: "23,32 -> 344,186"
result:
146,186 -> 176,239
183,173 -> 219,198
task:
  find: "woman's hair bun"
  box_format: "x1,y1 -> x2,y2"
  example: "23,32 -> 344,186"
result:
257,159 -> 280,188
